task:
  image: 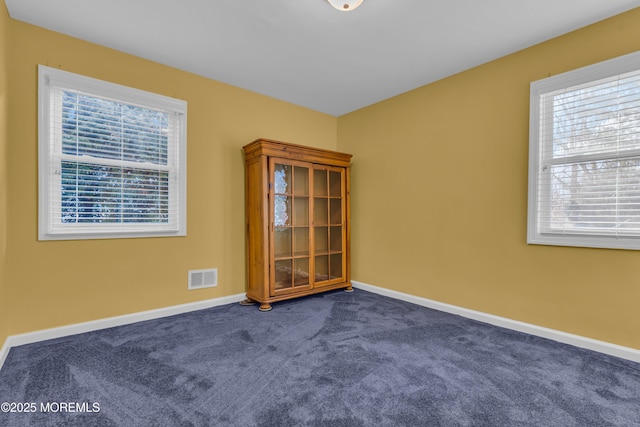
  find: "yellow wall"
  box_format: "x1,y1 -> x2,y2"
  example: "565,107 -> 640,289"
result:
0,4 -> 9,347
338,8 -> 640,349
4,18 -> 337,335
4,7 -> 640,353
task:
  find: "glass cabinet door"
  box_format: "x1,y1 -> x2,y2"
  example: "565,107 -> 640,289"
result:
313,166 -> 346,286
271,159 -> 311,292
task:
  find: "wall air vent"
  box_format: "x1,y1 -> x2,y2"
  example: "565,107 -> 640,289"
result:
188,268 -> 218,290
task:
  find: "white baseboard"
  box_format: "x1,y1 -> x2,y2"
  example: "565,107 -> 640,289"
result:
3,284 -> 639,370
0,338 -> 10,373
352,280 -> 640,364
0,293 -> 246,371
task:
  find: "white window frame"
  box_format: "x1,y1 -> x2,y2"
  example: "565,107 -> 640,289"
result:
38,65 -> 187,240
528,50 -> 640,250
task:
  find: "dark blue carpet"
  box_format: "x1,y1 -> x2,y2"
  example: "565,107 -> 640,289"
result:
0,289 -> 639,426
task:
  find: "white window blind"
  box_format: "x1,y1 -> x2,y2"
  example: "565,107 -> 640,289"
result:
38,65 -> 187,240
528,50 -> 640,249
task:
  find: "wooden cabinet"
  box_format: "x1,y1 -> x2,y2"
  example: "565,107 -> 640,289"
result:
242,139 -> 352,311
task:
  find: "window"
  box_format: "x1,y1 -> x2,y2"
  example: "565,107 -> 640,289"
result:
38,65 -> 187,240
528,50 -> 640,249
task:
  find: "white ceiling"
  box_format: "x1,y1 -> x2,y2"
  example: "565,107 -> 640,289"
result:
5,0 -> 640,116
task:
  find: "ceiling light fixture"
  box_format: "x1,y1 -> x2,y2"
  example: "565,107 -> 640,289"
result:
326,0 -> 364,12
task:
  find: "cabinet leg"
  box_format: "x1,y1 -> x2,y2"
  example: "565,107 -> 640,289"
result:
239,298 -> 257,306
344,285 -> 354,293
258,302 -> 273,312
